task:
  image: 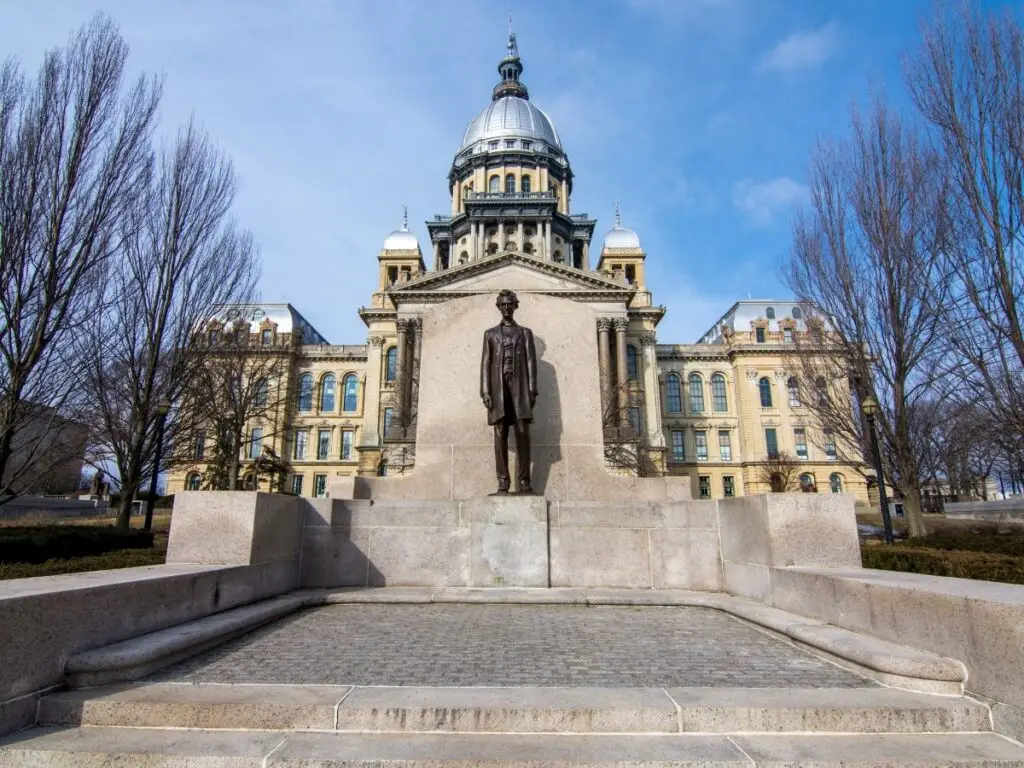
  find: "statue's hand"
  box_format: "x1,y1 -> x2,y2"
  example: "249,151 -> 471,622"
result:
529,391 -> 538,407
482,395 -> 492,410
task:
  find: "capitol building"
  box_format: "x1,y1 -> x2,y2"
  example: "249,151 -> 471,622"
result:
170,34 -> 869,506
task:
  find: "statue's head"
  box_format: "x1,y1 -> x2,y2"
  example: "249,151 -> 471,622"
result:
496,289 -> 519,320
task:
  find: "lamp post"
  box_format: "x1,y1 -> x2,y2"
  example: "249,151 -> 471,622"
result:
862,395 -> 894,545
144,400 -> 171,532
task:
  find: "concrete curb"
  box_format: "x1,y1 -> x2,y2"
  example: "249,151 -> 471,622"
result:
64,591 -> 324,688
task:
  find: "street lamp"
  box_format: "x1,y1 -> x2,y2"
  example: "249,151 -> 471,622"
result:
862,395 -> 895,545
144,399 -> 171,532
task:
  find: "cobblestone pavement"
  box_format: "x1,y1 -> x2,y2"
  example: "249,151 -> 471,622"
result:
154,605 -> 872,688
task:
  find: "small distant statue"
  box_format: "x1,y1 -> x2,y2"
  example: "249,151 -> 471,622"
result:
481,289 -> 538,494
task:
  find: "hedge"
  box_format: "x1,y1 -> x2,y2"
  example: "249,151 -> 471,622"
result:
0,547 -> 166,580
907,533 -> 1024,557
862,544 -> 1024,585
0,526 -> 155,564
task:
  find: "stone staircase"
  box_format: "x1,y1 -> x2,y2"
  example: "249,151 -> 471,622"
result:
2,682 -> 1023,766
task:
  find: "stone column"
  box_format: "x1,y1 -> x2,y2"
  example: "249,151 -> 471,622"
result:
640,332 -> 666,448
517,221 -> 524,253
581,237 -> 590,271
408,317 -> 422,432
358,336 -> 385,451
596,318 -> 613,425
432,242 -> 440,271
613,317 -> 629,429
545,220 -> 553,261
395,319 -> 411,431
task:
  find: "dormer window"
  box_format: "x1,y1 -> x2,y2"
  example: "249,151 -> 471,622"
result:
792,306 -> 803,319
766,307 -> 776,320
755,327 -> 766,343
488,140 -> 499,150
505,139 -> 515,148
522,140 -> 531,150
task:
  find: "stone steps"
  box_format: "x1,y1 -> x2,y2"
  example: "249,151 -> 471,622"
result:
37,683 -> 992,735
2,726 -> 1023,766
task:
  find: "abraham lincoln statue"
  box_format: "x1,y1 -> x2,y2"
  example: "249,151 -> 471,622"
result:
480,289 -> 538,494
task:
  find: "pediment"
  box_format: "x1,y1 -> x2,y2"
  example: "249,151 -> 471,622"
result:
391,252 -> 631,297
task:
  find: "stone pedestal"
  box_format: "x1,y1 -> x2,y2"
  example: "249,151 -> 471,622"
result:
468,496 -> 548,588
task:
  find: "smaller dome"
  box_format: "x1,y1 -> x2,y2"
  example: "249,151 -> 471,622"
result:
383,229 -> 419,251
603,226 -> 640,250
603,203 -> 641,250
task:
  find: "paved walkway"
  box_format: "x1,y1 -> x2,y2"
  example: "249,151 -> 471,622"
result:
155,604 -> 872,688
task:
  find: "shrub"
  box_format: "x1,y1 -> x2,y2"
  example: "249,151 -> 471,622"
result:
862,545 -> 1024,585
907,533 -> 1024,557
0,547 -> 166,580
0,526 -> 155,564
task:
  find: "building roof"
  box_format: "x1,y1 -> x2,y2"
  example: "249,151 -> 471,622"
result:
213,303 -> 329,345
697,300 -> 812,344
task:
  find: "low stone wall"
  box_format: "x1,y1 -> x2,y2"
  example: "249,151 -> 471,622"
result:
715,492 -> 1024,740
0,497 -> 110,520
945,499 -> 1024,524
0,492 -> 303,737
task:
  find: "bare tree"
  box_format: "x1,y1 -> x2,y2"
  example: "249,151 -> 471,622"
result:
178,324 -> 295,491
82,121 -> 258,528
602,380 -> 656,476
785,100 -> 950,536
756,452 -> 801,493
0,15 -> 160,500
907,4 -> 1024,450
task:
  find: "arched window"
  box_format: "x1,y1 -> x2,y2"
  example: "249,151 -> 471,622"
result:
488,242 -> 499,254
800,473 -> 816,492
626,345 -> 639,380
458,251 -> 468,264
766,306 -> 776,320
186,473 -> 202,491
254,378 -> 269,408
505,174 -> 516,194
787,377 -> 801,407
830,473 -> 843,493
688,374 -> 705,414
342,374 -> 358,412
759,377 -> 773,408
523,242 -> 534,254
665,374 -> 682,413
320,374 -> 336,412
298,373 -> 314,412
489,174 -> 500,193
711,373 -> 727,412
385,347 -> 397,382
521,175 -> 531,194
792,306 -> 803,320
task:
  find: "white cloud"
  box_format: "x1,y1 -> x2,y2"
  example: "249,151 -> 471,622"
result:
759,22 -> 839,72
732,177 -> 807,225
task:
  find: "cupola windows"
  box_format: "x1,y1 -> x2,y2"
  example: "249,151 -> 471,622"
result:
489,175 -> 500,193
521,175 -> 531,194
505,174 -> 516,194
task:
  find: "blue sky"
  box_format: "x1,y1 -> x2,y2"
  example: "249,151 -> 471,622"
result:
0,0 -> 1006,344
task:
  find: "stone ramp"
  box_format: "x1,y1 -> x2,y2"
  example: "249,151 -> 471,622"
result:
3,727 -> 1024,766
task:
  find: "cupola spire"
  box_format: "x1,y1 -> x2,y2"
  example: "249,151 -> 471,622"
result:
493,20 -> 529,101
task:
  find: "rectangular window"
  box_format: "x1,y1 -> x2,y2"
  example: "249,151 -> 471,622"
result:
261,329 -> 272,346
488,140 -> 499,150
783,328 -> 793,343
249,427 -> 263,459
293,429 -> 307,460
755,326 -> 766,343
628,407 -> 642,434
383,407 -> 394,437
794,428 -> 808,459
765,428 -> 779,460
291,474 -> 303,496
505,139 -> 516,148
699,476 -> 711,499
671,430 -> 685,461
317,428 -> 330,460
718,430 -> 732,461
521,140 -> 532,150
313,474 -> 327,498
824,430 -> 837,459
695,430 -> 708,461
723,475 -> 735,497
341,430 -> 354,460
194,430 -> 205,460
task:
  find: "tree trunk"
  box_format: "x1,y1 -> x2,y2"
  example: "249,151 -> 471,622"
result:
902,486 -> 927,538
116,484 -> 137,530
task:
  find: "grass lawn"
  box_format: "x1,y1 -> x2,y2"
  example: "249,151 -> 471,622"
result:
0,512 -> 170,581
857,509 -> 1024,585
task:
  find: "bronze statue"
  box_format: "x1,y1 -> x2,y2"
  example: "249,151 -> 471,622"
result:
481,289 -> 538,494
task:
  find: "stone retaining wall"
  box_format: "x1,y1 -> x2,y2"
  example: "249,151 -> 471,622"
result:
945,499 -> 1024,524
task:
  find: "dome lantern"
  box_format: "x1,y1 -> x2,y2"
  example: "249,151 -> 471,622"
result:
603,201 -> 641,250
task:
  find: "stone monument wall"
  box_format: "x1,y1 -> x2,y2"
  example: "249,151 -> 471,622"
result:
352,292 -> 687,501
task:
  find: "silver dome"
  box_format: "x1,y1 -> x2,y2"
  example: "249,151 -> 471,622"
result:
459,96 -> 562,154
603,226 -> 641,250
383,229 -> 419,251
